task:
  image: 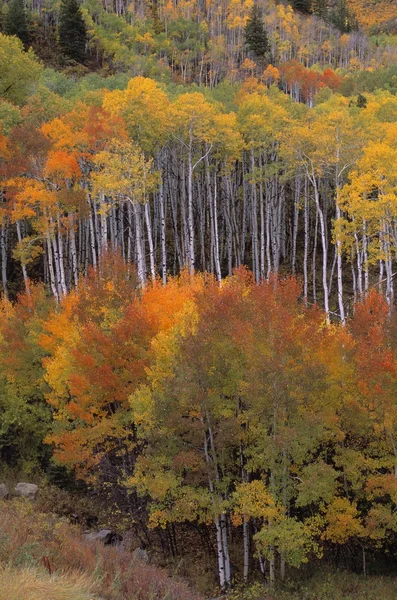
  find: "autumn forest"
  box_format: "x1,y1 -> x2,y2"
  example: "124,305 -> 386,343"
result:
0,0 -> 397,597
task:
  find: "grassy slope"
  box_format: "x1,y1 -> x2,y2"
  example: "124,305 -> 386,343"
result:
0,499 -> 203,600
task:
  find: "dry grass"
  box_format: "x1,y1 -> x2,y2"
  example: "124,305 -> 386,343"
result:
0,499 -> 203,600
0,567 -> 95,600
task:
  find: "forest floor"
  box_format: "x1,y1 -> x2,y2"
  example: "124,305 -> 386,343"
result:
1,497 -> 397,600
233,570 -> 397,600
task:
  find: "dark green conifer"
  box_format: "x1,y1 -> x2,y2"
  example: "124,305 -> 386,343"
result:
244,3 -> 269,59
329,0 -> 358,33
58,0 -> 87,63
290,0 -> 312,15
357,93 -> 368,108
4,0 -> 30,46
150,0 -> 164,34
311,0 -> 328,19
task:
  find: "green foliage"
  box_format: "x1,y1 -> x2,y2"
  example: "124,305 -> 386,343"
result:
0,99 -> 21,133
254,517 -> 320,567
328,0 -> 358,32
0,33 -> 42,105
244,3 -> 269,59
4,0 -> 30,46
295,462 -> 339,507
58,0 -> 87,63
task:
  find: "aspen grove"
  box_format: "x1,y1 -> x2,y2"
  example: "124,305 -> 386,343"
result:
3,268 -> 397,588
1,70 -> 397,319
1,0 -> 397,594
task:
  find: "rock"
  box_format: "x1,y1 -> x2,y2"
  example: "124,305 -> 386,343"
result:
0,483 -> 9,499
133,547 -> 149,563
84,529 -> 123,546
15,482 -> 38,500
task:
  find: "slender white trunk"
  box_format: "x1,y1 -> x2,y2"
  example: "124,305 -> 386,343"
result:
335,204 -> 345,324
159,177 -> 167,284
312,175 -> 329,322
16,220 -> 30,296
303,184 -> 309,303
144,202 -> 156,281
187,146 -> 195,274
69,215 -> 78,289
45,230 -> 59,301
1,219 -> 7,298
133,202 -> 146,286
243,519 -> 249,583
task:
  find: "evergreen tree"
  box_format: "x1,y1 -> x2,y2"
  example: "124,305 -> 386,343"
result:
244,3 -> 269,59
329,0 -> 358,32
58,0 -> 87,63
4,0 -> 30,47
150,0 -> 164,35
311,0 -> 328,19
290,0 -> 312,15
0,2 -> 5,32
357,93 -> 368,108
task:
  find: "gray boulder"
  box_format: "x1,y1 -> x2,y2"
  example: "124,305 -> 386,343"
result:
15,482 -> 38,500
84,529 -> 122,546
0,484 -> 8,499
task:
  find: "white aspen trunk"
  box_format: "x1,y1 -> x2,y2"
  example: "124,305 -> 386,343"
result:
303,183 -> 309,303
99,191 -> 108,252
69,215 -> 78,289
159,176 -> 167,284
57,214 -> 67,296
291,178 -> 300,275
213,173 -> 221,282
260,181 -> 265,280
203,429 -> 226,590
215,515 -> 226,589
88,207 -> 97,270
269,545 -> 276,587
354,229 -> 363,301
312,209 -> 318,303
127,201 -> 133,265
351,255 -> 357,306
133,202 -> 146,286
1,219 -> 8,298
313,179 -> 330,322
220,513 -> 231,586
144,202 -> 156,281
16,220 -> 30,296
379,259 -> 384,292
336,216 -> 345,323
266,181 -> 272,279
206,157 -> 221,282
243,519 -> 249,583
93,198 -> 101,259
363,220 -> 369,294
187,144 -> 195,274
241,166 -> 247,265
45,231 -> 59,301
52,234 -> 62,296
206,413 -> 231,587
180,161 -> 190,267
84,219 -> 90,274
250,150 -> 259,283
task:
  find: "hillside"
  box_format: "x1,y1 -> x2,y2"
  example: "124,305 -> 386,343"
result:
0,499 -> 203,600
1,0 -> 397,596
348,0 -> 397,32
